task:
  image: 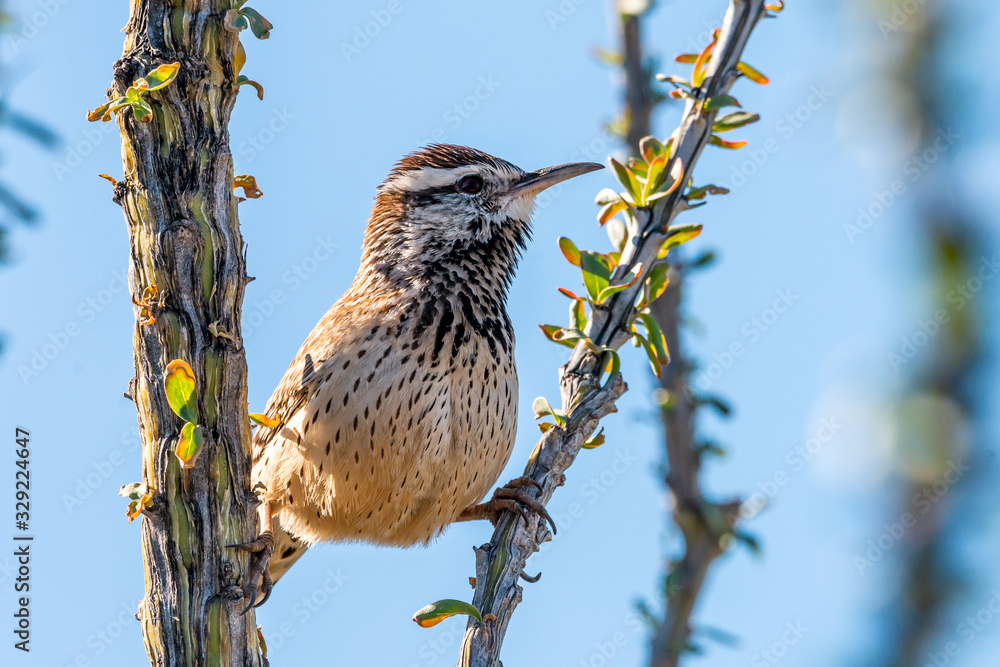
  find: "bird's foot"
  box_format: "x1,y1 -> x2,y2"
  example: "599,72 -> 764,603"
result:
228,530 -> 274,614
459,476 -> 556,535
228,502 -> 275,614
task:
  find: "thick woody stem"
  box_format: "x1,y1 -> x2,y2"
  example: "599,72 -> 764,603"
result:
111,1 -> 261,665
457,2 -> 769,665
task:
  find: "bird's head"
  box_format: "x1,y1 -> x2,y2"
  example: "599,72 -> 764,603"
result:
359,144 -> 602,290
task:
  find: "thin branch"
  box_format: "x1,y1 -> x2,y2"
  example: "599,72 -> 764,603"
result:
617,5 -> 748,665
457,2 -> 772,665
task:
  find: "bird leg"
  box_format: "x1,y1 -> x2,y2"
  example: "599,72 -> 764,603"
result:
458,476 -> 556,534
228,502 -> 275,614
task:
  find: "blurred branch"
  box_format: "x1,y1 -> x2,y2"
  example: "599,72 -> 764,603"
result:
0,108 -> 58,148
0,0 -> 57,261
862,4 -> 984,666
0,181 -> 37,223
0,0 -> 56,359
622,10 -> 654,151
456,2 -> 776,665
617,4 -> 751,665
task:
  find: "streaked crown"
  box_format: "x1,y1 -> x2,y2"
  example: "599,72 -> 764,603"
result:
357,144 -> 602,297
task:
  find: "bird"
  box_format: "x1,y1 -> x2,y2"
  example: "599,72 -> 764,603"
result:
231,144 -> 603,610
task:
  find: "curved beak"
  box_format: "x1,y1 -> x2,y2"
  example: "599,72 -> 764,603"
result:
510,161 -> 604,197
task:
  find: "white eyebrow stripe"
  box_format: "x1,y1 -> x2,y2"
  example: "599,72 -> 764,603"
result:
383,167 -> 478,193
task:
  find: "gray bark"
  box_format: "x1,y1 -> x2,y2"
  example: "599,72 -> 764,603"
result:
107,1 -> 262,664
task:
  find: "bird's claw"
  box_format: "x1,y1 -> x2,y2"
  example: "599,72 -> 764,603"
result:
462,476 -> 556,535
520,569 -> 542,583
228,530 -> 275,614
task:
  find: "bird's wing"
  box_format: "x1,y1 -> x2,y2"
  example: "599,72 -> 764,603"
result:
250,292 -> 406,475
251,348 -> 317,463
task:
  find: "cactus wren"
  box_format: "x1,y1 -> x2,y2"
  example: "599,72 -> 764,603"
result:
232,144 -> 602,609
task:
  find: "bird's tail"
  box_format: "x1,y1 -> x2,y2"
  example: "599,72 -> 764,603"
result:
269,513 -> 308,584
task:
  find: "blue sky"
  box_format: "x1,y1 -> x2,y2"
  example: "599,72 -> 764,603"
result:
1,1 -> 999,666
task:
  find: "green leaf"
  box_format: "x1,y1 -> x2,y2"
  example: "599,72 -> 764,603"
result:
696,441 -> 727,458
249,413 -> 280,428
87,98 -> 129,122
602,349 -> 621,382
609,158 -> 641,201
737,62 -> 769,85
691,39 -> 715,87
164,359 -> 198,423
236,75 -> 265,100
234,41 -> 247,78
539,324 -> 576,349
734,530 -> 762,555
647,264 -> 670,302
606,218 -> 628,253
627,157 -> 648,179
687,184 -> 730,200
592,47 -> 622,67
226,10 -> 249,31
660,223 -> 703,256
704,95 -> 741,111
234,174 -> 263,199
120,483 -> 151,522
257,627 -> 268,660
86,102 -> 112,122
639,313 -> 670,366
412,599 -> 482,628
701,395 -> 732,416
712,112 -> 760,133
531,396 -> 567,427
597,262 -> 643,303
643,155 -> 667,201
558,237 -> 581,266
532,396 -> 555,419
551,328 -> 588,346
639,136 -> 666,162
175,422 -> 204,469
646,158 -> 685,203
119,482 -> 147,501
692,251 -> 716,268
598,199 -> 628,226
594,188 -> 619,206
634,334 -> 663,380
709,135 -> 748,150
580,251 -> 612,301
570,299 -> 587,331
239,7 -> 273,39
125,493 -> 152,522
656,74 -> 690,87
582,428 -> 605,450
144,62 -> 181,91
131,97 -> 154,122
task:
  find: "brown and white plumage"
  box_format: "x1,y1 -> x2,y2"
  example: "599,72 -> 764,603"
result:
245,145 -> 602,588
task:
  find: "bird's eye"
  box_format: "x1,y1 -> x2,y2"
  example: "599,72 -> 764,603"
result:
458,175 -> 484,194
